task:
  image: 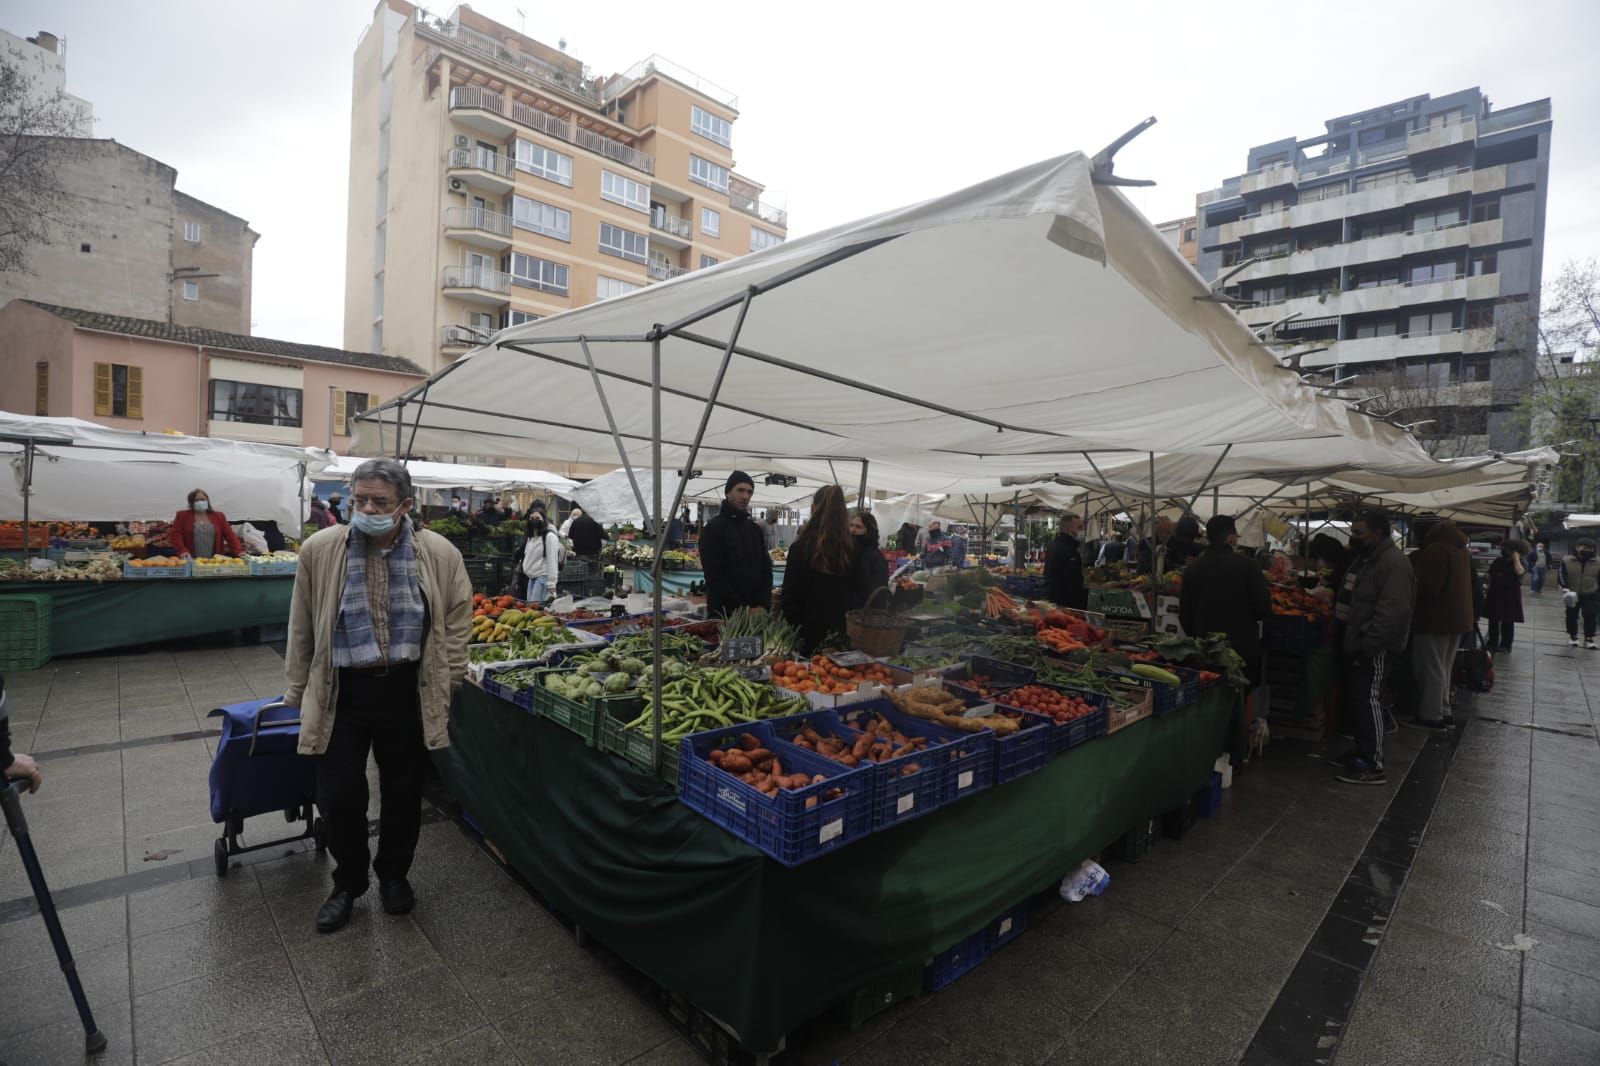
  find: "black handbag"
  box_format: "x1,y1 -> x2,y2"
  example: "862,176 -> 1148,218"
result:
1454,624 -> 1494,693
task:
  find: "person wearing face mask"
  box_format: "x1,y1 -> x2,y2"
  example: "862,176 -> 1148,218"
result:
850,509 -> 888,609
282,459 -> 472,934
520,513 -> 563,603
1332,511 -> 1415,786
1559,539 -> 1600,649
170,488 -> 245,558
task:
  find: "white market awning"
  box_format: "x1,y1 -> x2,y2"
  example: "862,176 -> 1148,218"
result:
320,456 -> 578,496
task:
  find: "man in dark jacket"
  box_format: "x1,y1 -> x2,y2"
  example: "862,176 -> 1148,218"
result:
1044,515 -> 1087,610
1135,517 -> 1174,575
1178,515 -> 1271,684
698,471 -> 773,616
1406,520 -> 1472,730
1559,539 -> 1600,649
567,507 -> 607,561
1335,511 -> 1416,786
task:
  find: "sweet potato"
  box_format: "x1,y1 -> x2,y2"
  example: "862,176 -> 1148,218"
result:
739,732 -> 762,751
721,751 -> 753,772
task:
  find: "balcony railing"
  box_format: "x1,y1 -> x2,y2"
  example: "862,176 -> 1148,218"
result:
650,211 -> 692,239
442,324 -> 493,347
1480,99 -> 1550,135
1357,139 -> 1408,165
449,86 -> 653,175
444,206 -> 513,238
605,54 -> 738,109
647,260 -> 688,281
728,190 -> 788,228
422,18 -> 602,106
447,145 -> 514,177
442,265 -> 512,294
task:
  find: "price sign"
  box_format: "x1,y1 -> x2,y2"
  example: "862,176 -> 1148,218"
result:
826,651 -> 874,667
732,665 -> 770,681
720,635 -> 764,662
962,702 -> 997,719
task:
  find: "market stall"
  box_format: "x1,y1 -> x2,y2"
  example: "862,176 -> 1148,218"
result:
17,576 -> 294,657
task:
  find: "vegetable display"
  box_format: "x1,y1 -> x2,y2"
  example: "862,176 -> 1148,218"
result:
705,733 -> 838,802
995,685 -> 1100,724
887,686 -> 1019,734
718,607 -> 800,659
623,668 -> 807,740
772,656 -> 897,696
428,515 -> 468,537
1271,584 -> 1332,619
787,715 -> 928,773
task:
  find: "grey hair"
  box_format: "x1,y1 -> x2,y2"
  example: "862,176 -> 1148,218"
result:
350,458 -> 414,502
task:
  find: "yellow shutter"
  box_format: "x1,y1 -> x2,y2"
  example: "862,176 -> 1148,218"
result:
35,362 -> 48,416
333,389 -> 348,436
126,365 -> 144,419
94,363 -> 111,416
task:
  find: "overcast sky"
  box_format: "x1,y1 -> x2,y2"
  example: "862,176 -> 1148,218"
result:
7,0 -> 1598,349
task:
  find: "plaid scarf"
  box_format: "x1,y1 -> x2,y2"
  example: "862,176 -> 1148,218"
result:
333,521 -> 425,667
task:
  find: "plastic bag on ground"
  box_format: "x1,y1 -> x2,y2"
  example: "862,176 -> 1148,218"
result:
1059,859 -> 1111,902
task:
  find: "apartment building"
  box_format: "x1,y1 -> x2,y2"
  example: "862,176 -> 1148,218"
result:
344,1 -> 789,372
1155,216 -> 1198,267
1195,89 -> 1552,454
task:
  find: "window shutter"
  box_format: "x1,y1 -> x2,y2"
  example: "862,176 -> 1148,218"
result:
126,366 -> 144,419
94,363 -> 112,415
35,362 -> 48,416
333,390 -> 348,436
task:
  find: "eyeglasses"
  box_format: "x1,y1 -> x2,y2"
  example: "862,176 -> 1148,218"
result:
352,495 -> 400,510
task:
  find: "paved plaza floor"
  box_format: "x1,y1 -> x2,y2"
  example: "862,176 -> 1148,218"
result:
2,593 -> 1597,1064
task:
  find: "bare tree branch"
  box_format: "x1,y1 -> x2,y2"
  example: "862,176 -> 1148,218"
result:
0,45 -> 92,275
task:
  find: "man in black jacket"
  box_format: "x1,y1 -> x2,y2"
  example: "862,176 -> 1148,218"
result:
699,471 -> 773,616
1044,515 -> 1088,609
1178,515 -> 1272,684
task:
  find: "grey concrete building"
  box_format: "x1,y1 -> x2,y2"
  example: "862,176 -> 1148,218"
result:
1195,89 -> 1552,455
1,27 -> 93,133
0,138 -> 259,334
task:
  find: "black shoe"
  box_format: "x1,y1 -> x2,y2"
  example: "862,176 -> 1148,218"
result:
315,889 -> 356,934
379,878 -> 415,915
1400,715 -> 1452,734
1335,759 -> 1387,786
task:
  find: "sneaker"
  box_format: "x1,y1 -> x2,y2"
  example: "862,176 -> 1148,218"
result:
1570,638 -> 1581,648
1588,641 -> 1598,651
1336,758 -> 1387,786
1400,715 -> 1452,733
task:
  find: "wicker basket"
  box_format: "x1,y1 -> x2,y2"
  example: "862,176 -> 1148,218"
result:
846,587 -> 909,658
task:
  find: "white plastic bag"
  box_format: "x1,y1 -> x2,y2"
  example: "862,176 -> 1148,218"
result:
546,595 -> 578,614
235,522 -> 269,554
1059,859 -> 1111,902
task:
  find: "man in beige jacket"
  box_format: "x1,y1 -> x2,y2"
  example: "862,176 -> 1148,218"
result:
284,458 -> 472,933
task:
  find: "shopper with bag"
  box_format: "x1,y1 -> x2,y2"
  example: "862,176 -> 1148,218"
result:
1559,539 -> 1600,649
520,513 -> 563,603
1405,520 -> 1473,731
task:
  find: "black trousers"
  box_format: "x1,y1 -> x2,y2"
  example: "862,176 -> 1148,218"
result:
317,663 -> 426,896
1487,619 -> 1515,650
1566,599 -> 1598,640
1345,651 -> 1387,768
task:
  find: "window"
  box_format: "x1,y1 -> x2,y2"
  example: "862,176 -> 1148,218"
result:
1470,252 -> 1498,277
1219,248 -> 1243,268
34,362 -> 47,416
700,254 -> 718,270
1297,231 -> 1340,252
1300,182 -> 1348,203
209,380 -> 300,427
182,280 -> 199,301
1251,283 -> 1288,305
1246,236 -> 1290,257
1354,321 -> 1398,339
1462,355 -> 1493,382
514,140 -> 573,186
690,106 -> 732,147
689,154 -> 728,192
511,195 -> 572,241
1350,266 -> 1400,290
1355,169 -> 1407,191
1472,198 -> 1501,223
597,275 -> 641,301
701,207 -> 721,237
1407,310 -> 1455,336
1428,107 -> 1466,129
1254,198 -> 1285,216
80,242 -> 91,253
1400,356 -> 1455,387
94,363 -> 144,418
1466,304 -> 1496,330
1355,217 -> 1404,240
1297,275 -> 1338,297
601,170 -> 649,213
504,309 -> 540,327
506,252 -> 569,295
1183,227 -> 1197,242
184,221 -> 200,242
750,227 -> 783,253
1411,205 -> 1462,233
598,222 -> 647,263
1409,259 -> 1460,285
332,391 -> 371,436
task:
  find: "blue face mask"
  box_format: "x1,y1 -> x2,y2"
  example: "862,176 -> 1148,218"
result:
193,500 -> 210,513
353,508 -> 402,537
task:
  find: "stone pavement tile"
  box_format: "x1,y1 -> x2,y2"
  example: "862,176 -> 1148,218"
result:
919,947 -> 1080,1063
1165,819 -> 1267,864
314,962 -> 488,1066
783,995 -> 927,1066
623,1035 -> 715,1066
1335,992 -> 1512,1066
0,938 -> 130,1039
1534,799 -> 1600,835
120,708 -> 203,742
286,911 -> 443,1009
0,897 -> 127,974
124,794 -> 215,839
1,997 -> 135,1066
1093,859 -> 1218,925
1141,925 -> 1297,1020
1529,857 -> 1600,908
496,973 -> 681,1066
33,715 -> 121,750
0,830 -> 128,901
1234,833 -> 1360,887
131,950 -> 305,1064
1528,887 -> 1600,941
164,1013 -> 330,1065
1064,965 -> 1260,1066
843,1023 -> 968,1065
965,923 -> 1124,1021
397,1024 -> 523,1065
1424,798 -> 1528,837
255,849 -> 336,903
34,697 -> 121,724
1382,915 -> 1522,1002
1519,1007 -> 1600,1066
1395,862 -> 1523,945
1407,836 -> 1527,893
1032,895 -> 1173,971
128,865 -> 265,938
1210,864 -> 1335,937
1532,783 -> 1600,817
131,900 -> 285,995
1525,957 -> 1600,1033
126,821 -> 222,872
1362,936 -> 1517,1058
1437,777 -> 1530,818
1531,815 -> 1600,855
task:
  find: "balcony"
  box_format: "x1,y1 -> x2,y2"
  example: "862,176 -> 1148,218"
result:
728,188 -> 787,229
647,260 -> 688,282
1240,163 -> 1296,195
1226,218 -> 1503,286
1323,327 -> 1499,366
1480,99 -> 1551,136
449,87 -> 653,175
441,324 -> 492,351
444,206 -> 513,250
446,145 -> 515,196
605,55 -> 739,110
421,18 -> 603,107
1409,116 -> 1477,155
648,209 -> 692,249
442,264 -> 512,305
1238,272 -> 1501,327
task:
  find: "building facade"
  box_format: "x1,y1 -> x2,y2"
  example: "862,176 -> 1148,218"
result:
344,1 -> 789,371
1,27 -> 93,132
1155,216 -> 1198,267
0,139 -> 259,334
1195,89 -> 1551,454
0,299 -> 425,452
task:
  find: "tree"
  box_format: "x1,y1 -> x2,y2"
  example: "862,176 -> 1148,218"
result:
0,45 -> 92,275
1512,260 -> 1600,508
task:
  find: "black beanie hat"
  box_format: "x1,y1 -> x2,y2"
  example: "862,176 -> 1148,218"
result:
726,470 -> 754,494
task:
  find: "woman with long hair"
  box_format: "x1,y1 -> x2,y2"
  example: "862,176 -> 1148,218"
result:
781,485 -> 858,654
1484,539 -> 1526,652
850,510 -> 888,610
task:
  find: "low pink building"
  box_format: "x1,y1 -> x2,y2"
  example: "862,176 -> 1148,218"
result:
0,299 -> 426,449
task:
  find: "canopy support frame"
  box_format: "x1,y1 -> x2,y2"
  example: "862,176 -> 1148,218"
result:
579,338 -> 652,531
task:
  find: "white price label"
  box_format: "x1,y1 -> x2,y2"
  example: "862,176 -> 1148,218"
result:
896,793 -> 916,815
819,818 -> 844,844
998,918 -> 1013,936
958,769 -> 974,790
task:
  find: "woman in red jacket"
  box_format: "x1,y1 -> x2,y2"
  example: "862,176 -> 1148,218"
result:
170,488 -> 245,558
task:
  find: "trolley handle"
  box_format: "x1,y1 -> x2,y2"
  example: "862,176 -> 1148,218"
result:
249,700 -> 302,756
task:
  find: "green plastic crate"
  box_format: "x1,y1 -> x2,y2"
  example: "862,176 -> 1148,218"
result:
598,700 -> 680,786
0,593 -> 52,670
533,669 -> 643,747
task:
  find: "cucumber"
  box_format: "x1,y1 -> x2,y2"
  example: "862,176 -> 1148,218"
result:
1131,663 -> 1182,687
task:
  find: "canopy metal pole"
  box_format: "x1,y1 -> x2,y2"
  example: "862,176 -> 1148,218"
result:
1183,443 -> 1234,514
1304,480 -> 1312,572
403,382 -> 431,460
1082,453 -> 1136,526
856,460 -> 869,511
393,401 -> 403,460
650,335 -> 664,772
579,338 -> 652,527
21,440 -> 34,556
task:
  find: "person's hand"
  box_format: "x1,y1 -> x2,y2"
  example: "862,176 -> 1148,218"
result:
4,752 -> 42,794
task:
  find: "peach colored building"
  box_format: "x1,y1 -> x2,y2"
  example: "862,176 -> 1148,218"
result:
0,299 -> 425,451
1155,215 -> 1199,267
345,1 -> 789,371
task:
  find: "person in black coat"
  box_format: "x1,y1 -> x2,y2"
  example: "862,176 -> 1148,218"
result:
1044,515 -> 1088,609
850,509 -> 889,610
567,507 -> 607,560
1178,514 -> 1272,684
782,486 -> 857,654
698,471 -> 773,616
1167,514 -> 1204,569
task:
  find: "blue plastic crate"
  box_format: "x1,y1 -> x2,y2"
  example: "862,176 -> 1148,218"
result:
679,723 -> 872,866
1263,613 -> 1321,652
835,701 -> 996,812
123,559 -> 191,579
970,683 -> 1109,758
944,687 -> 1055,783
1195,771 -> 1223,819
986,900 -> 1029,951
924,928 -> 989,993
247,557 -> 299,577
942,656 -> 1035,698
481,666 -> 537,711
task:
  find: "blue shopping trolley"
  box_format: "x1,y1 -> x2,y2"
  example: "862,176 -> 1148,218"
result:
206,697 -> 326,877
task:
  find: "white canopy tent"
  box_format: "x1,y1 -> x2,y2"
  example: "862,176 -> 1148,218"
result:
571,467 -> 838,525
319,456 -> 578,498
1,412 -> 331,533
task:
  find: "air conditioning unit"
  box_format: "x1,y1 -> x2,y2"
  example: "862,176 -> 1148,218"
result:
448,177 -> 465,192
454,133 -> 470,149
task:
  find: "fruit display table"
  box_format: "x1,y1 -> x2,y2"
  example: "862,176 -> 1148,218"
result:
439,682 -> 1242,1052
9,576 -> 294,657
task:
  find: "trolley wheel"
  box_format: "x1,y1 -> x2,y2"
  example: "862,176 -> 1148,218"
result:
284,807 -> 298,823
213,838 -> 230,878
312,816 -> 328,852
